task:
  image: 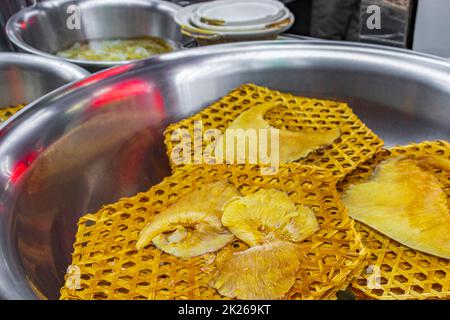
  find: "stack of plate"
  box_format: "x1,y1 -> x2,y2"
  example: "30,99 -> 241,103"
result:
175,0 -> 295,45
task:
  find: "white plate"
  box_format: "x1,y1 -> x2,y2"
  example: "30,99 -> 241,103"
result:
191,8 -> 292,32
181,14 -> 295,42
175,3 -> 204,30
194,0 -> 285,27
175,2 -> 294,41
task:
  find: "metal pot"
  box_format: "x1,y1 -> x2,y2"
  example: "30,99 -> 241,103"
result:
6,0 -> 189,71
0,41 -> 448,299
0,52 -> 89,106
0,52 -> 89,117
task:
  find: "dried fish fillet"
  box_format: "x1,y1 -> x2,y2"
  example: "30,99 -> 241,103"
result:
413,155 -> 450,172
136,181 -> 239,257
222,189 -> 319,246
210,241 -> 300,300
214,103 -> 340,163
342,156 -> 450,259
161,180 -> 241,218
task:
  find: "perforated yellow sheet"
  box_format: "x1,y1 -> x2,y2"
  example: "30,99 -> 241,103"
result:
164,84 -> 384,181
0,104 -> 25,122
338,140 -> 450,300
60,164 -> 368,300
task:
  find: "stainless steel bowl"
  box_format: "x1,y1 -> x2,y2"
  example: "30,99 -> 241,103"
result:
0,41 -> 449,300
6,0 -> 189,70
0,52 -> 89,113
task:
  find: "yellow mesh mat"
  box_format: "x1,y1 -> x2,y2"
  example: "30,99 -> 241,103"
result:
0,104 -> 25,122
338,140 -> 450,300
60,164 -> 369,300
164,84 -> 384,181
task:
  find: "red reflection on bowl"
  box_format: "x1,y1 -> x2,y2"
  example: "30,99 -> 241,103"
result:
72,64 -> 133,89
91,79 -> 154,108
152,88 -> 165,116
10,150 -> 39,183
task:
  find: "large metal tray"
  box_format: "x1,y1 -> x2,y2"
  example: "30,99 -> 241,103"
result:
0,41 -> 448,299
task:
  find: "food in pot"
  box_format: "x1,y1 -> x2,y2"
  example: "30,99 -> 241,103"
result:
222,189 -> 319,246
136,181 -> 239,257
342,155 -> 450,259
214,103 -> 341,163
56,37 -> 174,61
210,241 -> 300,300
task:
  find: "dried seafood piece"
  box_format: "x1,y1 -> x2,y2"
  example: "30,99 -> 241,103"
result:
214,103 -> 340,163
136,181 -> 239,257
342,156 -> 450,259
210,241 -> 300,300
222,188 -> 319,246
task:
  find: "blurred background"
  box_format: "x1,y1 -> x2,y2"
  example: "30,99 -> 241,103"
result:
173,0 -> 450,58
1,0 -> 450,57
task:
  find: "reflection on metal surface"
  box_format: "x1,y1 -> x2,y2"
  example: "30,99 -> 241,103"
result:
360,0 -> 413,48
71,64 -> 133,89
9,150 -> 39,184
0,41 -> 448,299
90,80 -> 155,109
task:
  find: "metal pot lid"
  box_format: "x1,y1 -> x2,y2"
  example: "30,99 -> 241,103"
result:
194,0 -> 286,27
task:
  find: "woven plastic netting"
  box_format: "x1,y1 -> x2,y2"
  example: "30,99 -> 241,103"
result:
0,104 -> 25,122
338,140 -> 450,300
61,164 -> 368,300
164,84 -> 384,181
